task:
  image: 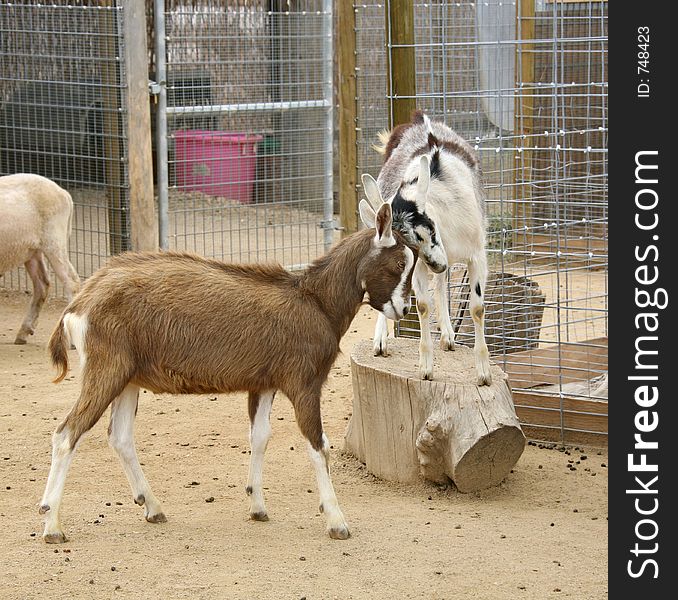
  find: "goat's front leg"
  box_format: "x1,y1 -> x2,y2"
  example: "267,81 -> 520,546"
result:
433,269 -> 455,351
15,253 -> 50,344
108,384 -> 166,523
293,394 -> 349,540
372,312 -> 390,356
468,252 -> 492,385
246,390 -> 275,521
412,259 -> 434,380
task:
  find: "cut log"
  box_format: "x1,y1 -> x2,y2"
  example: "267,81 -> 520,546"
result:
345,338 -> 526,492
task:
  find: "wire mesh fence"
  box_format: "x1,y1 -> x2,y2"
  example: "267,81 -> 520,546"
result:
354,0 -> 608,443
0,1 -> 131,292
154,0 -> 334,268
1,0 -> 334,299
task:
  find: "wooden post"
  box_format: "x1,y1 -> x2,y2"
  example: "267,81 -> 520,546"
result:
337,0 -> 359,235
514,0 -> 535,248
100,2 -> 125,255
123,0 -> 157,251
385,0 -> 416,128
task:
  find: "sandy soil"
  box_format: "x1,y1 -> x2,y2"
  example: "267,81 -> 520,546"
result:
0,289 -> 607,600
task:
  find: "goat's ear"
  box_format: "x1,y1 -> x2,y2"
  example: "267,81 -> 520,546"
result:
374,202 -> 395,248
361,173 -> 382,211
415,154 -> 431,210
359,199 -> 376,228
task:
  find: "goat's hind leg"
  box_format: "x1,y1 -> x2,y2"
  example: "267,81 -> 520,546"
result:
246,390 -> 274,521
43,246 -> 80,301
108,384 -> 165,524
40,369 -> 127,543
15,253 -> 50,344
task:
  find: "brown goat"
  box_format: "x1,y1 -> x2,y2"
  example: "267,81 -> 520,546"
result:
39,200 -> 416,543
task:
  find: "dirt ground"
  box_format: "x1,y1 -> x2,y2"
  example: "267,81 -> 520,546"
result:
0,289 -> 607,600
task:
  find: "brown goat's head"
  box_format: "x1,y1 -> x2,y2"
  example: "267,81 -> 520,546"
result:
358,196 -> 417,321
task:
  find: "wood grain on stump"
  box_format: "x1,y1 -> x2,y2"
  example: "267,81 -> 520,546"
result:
345,338 -> 526,492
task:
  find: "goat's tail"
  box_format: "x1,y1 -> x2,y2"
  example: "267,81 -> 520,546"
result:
371,129 -> 391,155
49,317 -> 69,384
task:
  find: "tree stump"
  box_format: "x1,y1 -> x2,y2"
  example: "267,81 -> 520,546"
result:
345,338 -> 526,492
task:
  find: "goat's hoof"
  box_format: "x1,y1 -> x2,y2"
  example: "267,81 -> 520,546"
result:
440,337 -> 455,351
43,531 -> 67,544
145,512 -> 167,524
477,366 -> 493,386
373,345 -> 389,357
477,374 -> 492,386
38,504 -> 50,515
420,371 -> 433,381
249,511 -> 269,522
134,494 -> 145,506
327,525 -> 351,540
14,336 -> 28,345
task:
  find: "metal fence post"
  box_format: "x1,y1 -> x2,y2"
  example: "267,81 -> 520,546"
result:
322,0 -> 334,251
154,0 -> 169,250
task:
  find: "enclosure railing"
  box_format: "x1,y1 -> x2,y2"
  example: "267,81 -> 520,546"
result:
1,0 -> 607,445
2,0 -> 335,289
151,0 -> 335,268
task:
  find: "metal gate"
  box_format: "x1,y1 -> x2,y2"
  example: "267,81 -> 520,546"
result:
151,0 -> 334,268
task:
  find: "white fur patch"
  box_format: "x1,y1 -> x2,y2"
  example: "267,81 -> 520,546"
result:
373,229 -> 396,248
247,391 -> 274,516
382,245 -> 414,320
63,312 -> 88,368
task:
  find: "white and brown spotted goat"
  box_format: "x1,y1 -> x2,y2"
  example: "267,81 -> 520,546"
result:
39,200 -> 416,543
360,110 -> 491,385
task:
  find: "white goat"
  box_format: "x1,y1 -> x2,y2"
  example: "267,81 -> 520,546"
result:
360,110 -> 492,385
38,200 -> 416,543
1,174 -> 81,344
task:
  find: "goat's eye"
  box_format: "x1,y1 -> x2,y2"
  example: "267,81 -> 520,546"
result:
397,260 -> 406,269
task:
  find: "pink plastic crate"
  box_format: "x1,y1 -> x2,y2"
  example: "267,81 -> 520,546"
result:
174,130 -> 262,203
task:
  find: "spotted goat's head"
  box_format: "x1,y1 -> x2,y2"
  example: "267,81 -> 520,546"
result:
360,154 -> 447,274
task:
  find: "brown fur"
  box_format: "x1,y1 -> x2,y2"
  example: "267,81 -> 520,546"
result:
380,109 -> 426,162
439,139 -> 479,170
50,229 -> 415,451
381,110 -> 479,170
48,322 -> 69,383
